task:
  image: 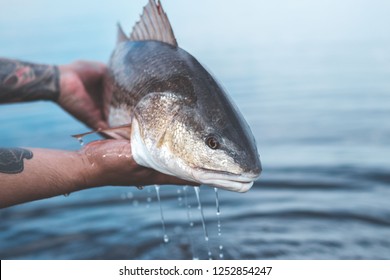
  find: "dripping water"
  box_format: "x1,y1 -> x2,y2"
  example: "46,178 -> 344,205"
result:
177,187 -> 183,207
155,185 -> 169,243
183,186 -> 197,259
214,187 -> 224,259
194,186 -> 212,259
146,187 -> 152,208
76,136 -> 84,146
215,188 -> 220,217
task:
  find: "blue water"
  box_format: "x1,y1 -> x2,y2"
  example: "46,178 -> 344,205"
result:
1,0 -> 390,259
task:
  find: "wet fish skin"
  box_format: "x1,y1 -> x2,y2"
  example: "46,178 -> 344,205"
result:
103,0 -> 261,192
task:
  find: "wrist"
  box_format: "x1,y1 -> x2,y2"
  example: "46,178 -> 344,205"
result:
74,150 -> 102,190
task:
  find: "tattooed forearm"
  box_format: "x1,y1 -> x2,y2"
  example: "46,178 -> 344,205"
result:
0,148 -> 33,174
0,58 -> 60,103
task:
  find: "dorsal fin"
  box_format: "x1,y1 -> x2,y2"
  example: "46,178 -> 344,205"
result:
117,23 -> 129,44
129,0 -> 178,47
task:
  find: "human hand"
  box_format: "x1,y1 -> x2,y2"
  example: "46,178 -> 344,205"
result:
58,61 -> 108,130
78,139 -> 196,188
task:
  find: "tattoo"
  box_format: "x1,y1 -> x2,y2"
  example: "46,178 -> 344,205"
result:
0,148 -> 33,174
0,58 -> 60,103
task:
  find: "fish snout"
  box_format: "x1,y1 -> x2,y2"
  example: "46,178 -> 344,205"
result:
249,162 -> 262,177
240,153 -> 262,178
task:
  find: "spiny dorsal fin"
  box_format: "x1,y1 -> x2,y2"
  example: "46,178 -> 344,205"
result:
117,23 -> 129,44
129,0 -> 178,47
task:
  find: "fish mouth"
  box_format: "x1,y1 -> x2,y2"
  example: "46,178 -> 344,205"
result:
192,169 -> 260,193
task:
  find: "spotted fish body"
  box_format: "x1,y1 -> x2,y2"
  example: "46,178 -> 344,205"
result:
103,0 -> 261,192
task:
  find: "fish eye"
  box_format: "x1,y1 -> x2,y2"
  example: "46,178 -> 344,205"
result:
205,135 -> 220,150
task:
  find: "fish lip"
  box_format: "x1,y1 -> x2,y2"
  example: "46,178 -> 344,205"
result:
196,167 -> 260,180
191,168 -> 261,193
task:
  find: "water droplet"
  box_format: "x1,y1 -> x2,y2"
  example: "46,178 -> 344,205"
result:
176,187 -> 183,206
136,185 -> 144,190
194,186 -> 212,259
215,187 -> 224,259
155,185 -> 168,244
76,137 -> 84,146
184,186 -> 197,260
146,196 -> 152,208
63,193 -> 70,197
126,192 -> 134,199
214,187 -> 220,215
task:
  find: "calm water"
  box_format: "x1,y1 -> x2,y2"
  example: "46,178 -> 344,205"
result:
1,0 -> 390,259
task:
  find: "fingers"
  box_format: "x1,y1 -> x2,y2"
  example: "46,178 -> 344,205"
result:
80,139 -> 199,188
70,60 -> 107,83
58,61 -> 108,130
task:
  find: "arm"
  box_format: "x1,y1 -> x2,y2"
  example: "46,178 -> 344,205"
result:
0,58 -> 107,129
0,139 -> 194,208
0,58 -> 59,102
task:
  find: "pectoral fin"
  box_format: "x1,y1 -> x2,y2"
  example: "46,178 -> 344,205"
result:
72,124 -> 132,141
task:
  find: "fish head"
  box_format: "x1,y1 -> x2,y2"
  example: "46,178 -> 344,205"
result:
167,104 -> 262,192
131,85 -> 261,192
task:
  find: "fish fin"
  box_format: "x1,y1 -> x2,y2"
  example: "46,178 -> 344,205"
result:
72,124 -> 132,141
117,22 -> 129,44
129,0 -> 178,47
